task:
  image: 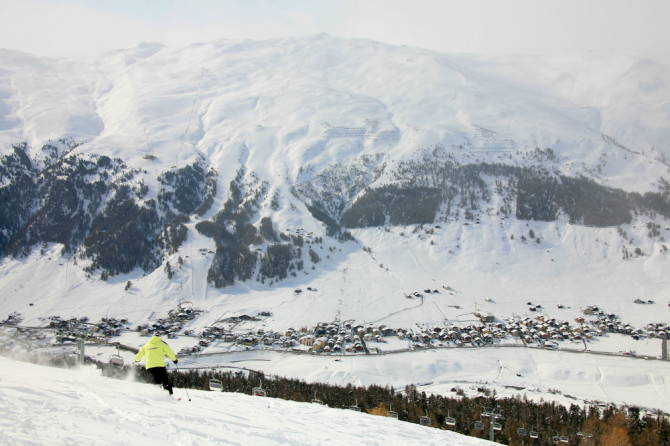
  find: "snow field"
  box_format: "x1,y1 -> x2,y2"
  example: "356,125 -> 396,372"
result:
0,356 -> 494,445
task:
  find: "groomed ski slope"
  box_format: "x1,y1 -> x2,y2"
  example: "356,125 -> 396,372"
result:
0,356 -> 494,446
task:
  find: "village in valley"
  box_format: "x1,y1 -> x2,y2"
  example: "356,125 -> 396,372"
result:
3,290 -> 668,362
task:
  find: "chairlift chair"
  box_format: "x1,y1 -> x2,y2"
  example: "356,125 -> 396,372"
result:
178,300 -> 194,310
529,430 -> 539,439
444,416 -> 456,427
311,391 -> 323,405
517,427 -> 527,436
474,420 -> 485,431
559,435 -> 569,443
208,379 -> 223,391
419,415 -> 431,426
109,354 -> 124,367
493,422 -> 502,431
349,405 -> 361,412
386,403 -> 398,419
252,386 -> 267,397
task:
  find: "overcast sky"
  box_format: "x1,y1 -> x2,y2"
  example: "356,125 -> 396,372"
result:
1,0 -> 668,58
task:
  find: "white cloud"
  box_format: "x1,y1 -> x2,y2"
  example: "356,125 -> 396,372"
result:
1,0 -> 668,58
1,0 -> 162,57
338,0 -> 670,56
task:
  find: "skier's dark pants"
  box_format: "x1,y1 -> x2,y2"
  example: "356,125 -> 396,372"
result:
147,367 -> 173,395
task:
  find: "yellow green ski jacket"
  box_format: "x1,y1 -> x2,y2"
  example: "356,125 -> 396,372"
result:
135,336 -> 177,369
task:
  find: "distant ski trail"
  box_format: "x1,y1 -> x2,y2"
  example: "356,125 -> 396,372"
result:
369,300 -> 424,324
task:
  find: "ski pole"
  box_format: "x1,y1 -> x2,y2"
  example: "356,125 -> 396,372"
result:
174,365 -> 191,401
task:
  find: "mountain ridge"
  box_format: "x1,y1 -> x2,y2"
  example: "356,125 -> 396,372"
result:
0,35 -> 668,333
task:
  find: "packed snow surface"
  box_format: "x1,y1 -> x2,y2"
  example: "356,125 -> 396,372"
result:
0,356 -> 494,446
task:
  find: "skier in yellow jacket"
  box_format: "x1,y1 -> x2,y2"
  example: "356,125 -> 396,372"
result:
134,335 -> 178,395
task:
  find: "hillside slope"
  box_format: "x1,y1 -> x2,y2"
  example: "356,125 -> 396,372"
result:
0,356 -> 494,445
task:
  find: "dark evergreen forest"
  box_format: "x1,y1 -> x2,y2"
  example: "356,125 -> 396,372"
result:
1,141 -> 668,287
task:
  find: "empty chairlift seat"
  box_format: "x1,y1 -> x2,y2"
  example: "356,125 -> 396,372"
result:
252,386 -> 267,397
109,354 -> 124,367
208,379 -> 223,391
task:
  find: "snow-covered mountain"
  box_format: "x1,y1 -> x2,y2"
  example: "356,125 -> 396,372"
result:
1,35 -> 669,417
2,36 -> 669,176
